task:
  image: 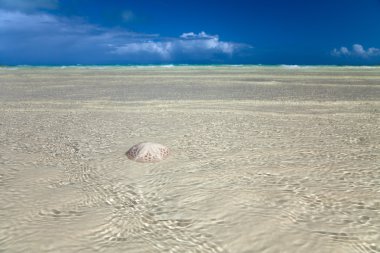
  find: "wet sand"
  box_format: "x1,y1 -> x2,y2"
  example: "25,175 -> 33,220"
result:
0,66 -> 379,252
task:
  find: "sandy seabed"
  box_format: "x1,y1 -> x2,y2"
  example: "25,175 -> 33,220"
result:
0,66 -> 379,253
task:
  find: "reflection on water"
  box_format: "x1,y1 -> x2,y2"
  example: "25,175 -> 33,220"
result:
0,67 -> 379,252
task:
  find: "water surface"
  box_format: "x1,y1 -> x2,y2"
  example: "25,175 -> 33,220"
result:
0,66 -> 379,252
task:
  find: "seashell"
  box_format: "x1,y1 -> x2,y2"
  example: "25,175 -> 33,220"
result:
126,142 -> 169,163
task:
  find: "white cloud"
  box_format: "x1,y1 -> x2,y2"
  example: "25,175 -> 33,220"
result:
0,10 -> 156,63
113,41 -> 173,59
332,44 -> 380,58
180,31 -> 217,39
0,10 -> 251,64
0,0 -> 58,11
112,31 -> 247,60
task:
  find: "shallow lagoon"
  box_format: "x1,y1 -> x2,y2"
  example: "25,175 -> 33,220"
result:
0,66 -> 379,252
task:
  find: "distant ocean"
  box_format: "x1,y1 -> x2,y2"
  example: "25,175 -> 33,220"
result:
1,64 -> 379,69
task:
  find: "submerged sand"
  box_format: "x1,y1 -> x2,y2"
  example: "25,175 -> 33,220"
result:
0,66 -> 379,252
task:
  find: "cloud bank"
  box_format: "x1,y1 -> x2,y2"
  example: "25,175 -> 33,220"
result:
0,9 -> 252,65
112,32 -> 246,61
332,44 -> 380,58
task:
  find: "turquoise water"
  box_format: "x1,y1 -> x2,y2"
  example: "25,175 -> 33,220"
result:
1,64 -> 380,69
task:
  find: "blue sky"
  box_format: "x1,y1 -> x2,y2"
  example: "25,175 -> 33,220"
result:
1,0 -> 380,65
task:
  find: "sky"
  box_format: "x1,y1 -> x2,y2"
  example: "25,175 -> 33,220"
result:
1,0 -> 380,65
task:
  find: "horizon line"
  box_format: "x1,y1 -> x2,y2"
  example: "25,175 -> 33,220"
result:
1,64 -> 380,68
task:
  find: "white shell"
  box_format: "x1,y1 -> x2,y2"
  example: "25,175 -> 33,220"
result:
126,142 -> 169,163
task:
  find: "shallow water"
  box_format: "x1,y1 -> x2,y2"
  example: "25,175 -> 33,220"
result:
0,67 -> 379,252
